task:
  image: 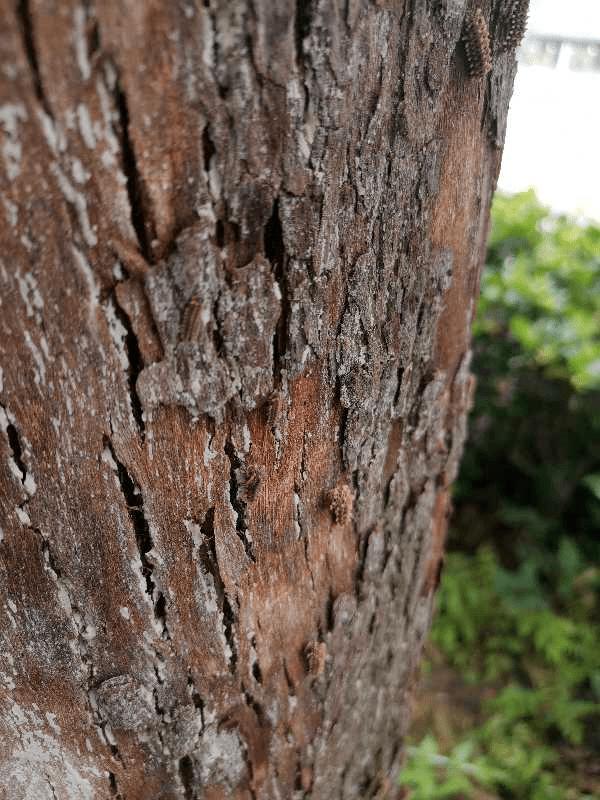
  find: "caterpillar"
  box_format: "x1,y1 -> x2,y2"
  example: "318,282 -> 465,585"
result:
304,640 -> 327,677
462,8 -> 492,78
180,295 -> 205,342
236,464 -> 264,503
494,0 -> 530,54
325,484 -> 353,526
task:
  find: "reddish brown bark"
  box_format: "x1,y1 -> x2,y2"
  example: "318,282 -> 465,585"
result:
0,1 -> 524,797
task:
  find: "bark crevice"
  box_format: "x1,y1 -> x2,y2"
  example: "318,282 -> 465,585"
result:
224,439 -> 257,563
178,755 -> 195,800
113,76 -> 154,262
16,0 -> 52,116
202,123 -> 216,174
103,437 -> 162,623
263,198 -> 289,376
199,507 -> 238,673
294,0 -> 314,70
107,771 -> 122,798
187,671 -> 206,729
5,416 -> 27,486
110,292 -> 146,438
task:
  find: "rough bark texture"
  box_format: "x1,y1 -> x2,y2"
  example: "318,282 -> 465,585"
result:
0,1 -> 523,798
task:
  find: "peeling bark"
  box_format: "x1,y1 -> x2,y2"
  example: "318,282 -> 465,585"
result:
0,1 -> 524,797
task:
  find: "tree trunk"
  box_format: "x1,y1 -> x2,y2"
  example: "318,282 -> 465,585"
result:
0,1 -> 523,797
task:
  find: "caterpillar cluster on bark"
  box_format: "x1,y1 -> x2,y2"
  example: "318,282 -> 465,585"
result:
462,8 -> 492,78
462,1 -> 530,80
494,0 -> 530,54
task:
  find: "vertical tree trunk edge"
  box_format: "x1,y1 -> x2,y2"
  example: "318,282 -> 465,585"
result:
0,1 -> 525,798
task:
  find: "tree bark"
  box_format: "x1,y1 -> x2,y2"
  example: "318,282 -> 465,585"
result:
0,1 -> 523,798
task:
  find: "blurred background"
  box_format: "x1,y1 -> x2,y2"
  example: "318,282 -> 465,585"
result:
401,1 -> 600,797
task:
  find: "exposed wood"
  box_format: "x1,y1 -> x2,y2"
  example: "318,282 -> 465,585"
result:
0,1 -> 524,797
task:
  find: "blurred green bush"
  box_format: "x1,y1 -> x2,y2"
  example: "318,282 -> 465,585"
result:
400,192 -> 600,800
476,190 -> 600,391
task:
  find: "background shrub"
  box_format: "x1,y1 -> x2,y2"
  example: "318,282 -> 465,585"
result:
401,192 -> 600,800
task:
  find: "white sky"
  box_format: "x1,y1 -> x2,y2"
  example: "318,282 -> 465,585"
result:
498,0 -> 600,222
527,0 -> 600,38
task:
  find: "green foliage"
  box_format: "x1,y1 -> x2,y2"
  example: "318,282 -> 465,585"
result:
400,548 -> 600,799
477,190 -> 600,390
401,736 -> 507,799
454,194 -> 600,566
400,192 -> 600,800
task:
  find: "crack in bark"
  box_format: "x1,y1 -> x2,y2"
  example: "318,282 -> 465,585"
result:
304,531 -> 315,592
222,593 -> 238,673
178,754 -> 196,800
294,757 -> 303,791
4,415 -> 26,485
113,75 -> 154,262
241,684 -> 265,725
353,526 -> 373,601
325,589 -> 335,633
16,0 -> 52,116
197,508 -> 224,599
103,437 -> 165,627
110,292 -> 146,438
392,365 -> 405,410
338,406 -> 349,468
153,591 -> 169,639
199,507 -> 237,672
82,0 -> 100,61
202,122 -> 216,174
45,774 -> 58,800
187,671 -> 206,730
1,404 -> 36,519
224,439 -> 257,563
395,486 -> 428,621
263,198 -> 288,377
240,687 -> 264,798
298,427 -> 317,591
107,771 -> 123,798
250,636 -> 263,684
211,297 -> 225,356
151,661 -> 173,757
294,0 -> 314,71
283,659 -> 296,696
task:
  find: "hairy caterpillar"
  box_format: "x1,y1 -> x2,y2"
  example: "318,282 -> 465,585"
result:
180,295 -> 205,342
462,8 -> 492,78
304,641 -> 327,677
495,0 -> 530,53
325,484 -> 353,526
